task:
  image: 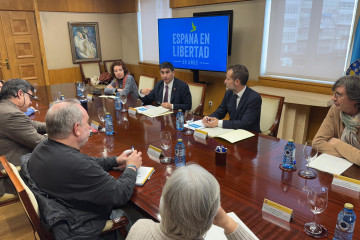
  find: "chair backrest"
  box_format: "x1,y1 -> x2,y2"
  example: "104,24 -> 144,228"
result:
259,93 -> 285,137
0,156 -> 54,240
138,74 -> 157,90
103,59 -> 122,73
187,82 -> 206,116
79,61 -> 101,81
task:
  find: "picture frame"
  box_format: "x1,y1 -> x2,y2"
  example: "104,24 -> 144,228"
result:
68,22 -> 102,63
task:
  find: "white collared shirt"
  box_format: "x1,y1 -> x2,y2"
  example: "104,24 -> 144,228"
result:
218,86 -> 247,128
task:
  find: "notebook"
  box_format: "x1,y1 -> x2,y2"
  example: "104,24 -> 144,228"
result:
136,166 -> 155,186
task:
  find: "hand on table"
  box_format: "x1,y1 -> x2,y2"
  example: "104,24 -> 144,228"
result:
161,102 -> 172,109
202,116 -> 218,128
116,150 -> 142,171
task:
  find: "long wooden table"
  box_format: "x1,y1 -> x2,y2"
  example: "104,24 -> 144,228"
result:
32,95 -> 360,239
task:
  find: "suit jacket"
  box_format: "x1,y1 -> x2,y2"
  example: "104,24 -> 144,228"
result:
140,78 -> 192,111
0,99 -> 46,167
210,87 -> 261,132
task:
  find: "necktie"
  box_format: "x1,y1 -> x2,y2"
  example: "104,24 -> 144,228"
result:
163,85 -> 169,103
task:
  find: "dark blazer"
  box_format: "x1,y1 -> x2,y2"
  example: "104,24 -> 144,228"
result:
140,78 -> 192,111
210,87 -> 262,132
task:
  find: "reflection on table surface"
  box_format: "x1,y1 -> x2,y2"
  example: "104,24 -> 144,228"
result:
32,95 -> 360,239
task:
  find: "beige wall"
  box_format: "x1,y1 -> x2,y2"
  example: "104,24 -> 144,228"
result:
172,0 -> 266,81
40,11 -> 140,70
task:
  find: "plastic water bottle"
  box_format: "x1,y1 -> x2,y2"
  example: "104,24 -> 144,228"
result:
176,109 -> 184,131
60,95 -> 65,101
76,82 -> 83,97
115,92 -> 122,111
105,112 -> 114,135
175,139 -> 185,167
283,139 -> 296,169
333,203 -> 356,240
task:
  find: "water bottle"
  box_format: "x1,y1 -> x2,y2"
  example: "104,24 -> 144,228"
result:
115,92 -> 122,111
333,203 -> 356,240
76,82 -> 83,97
176,109 -> 184,131
105,112 -> 114,135
60,95 -> 65,101
175,139 -> 185,167
283,139 -> 296,169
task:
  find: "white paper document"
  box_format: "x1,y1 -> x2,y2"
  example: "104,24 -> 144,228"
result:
205,212 -> 258,240
140,106 -> 172,118
202,128 -> 254,143
99,95 -> 116,99
135,105 -> 156,113
308,153 -> 353,175
184,119 -> 205,130
202,127 -> 233,138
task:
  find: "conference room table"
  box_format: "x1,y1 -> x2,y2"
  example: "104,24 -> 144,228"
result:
31,94 -> 360,239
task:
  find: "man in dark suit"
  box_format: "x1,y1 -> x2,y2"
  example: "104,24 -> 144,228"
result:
139,62 -> 192,111
202,65 -> 261,132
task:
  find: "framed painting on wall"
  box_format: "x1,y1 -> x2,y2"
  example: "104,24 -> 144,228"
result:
68,22 -> 102,63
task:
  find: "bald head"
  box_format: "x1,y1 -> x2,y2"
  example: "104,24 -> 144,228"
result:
46,99 -> 84,139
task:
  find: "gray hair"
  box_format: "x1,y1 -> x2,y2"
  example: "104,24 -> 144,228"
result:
333,75 -> 360,110
227,64 -> 249,85
0,79 -> 34,100
159,164 -> 220,239
46,99 -> 83,139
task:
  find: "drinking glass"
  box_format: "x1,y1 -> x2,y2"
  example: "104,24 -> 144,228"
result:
33,83 -> 40,100
121,94 -> 127,112
97,107 -> 106,132
184,110 -> 194,135
160,131 -> 173,163
304,185 -> 328,237
298,141 -> 318,179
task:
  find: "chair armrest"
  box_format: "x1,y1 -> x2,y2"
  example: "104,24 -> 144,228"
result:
193,104 -> 204,117
101,216 -> 129,237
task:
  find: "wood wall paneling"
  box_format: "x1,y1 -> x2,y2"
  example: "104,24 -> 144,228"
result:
170,0 -> 249,8
48,67 -> 82,85
67,0 -> 94,13
37,0 -> 68,12
37,0 -> 137,13
0,0 -> 34,11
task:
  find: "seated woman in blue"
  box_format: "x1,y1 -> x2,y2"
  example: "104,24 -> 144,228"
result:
104,60 -> 139,100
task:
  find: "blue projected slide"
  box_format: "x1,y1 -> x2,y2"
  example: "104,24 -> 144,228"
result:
158,16 -> 229,72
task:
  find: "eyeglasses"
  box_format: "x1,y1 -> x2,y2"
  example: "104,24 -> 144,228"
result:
24,92 -> 35,100
332,91 -> 344,99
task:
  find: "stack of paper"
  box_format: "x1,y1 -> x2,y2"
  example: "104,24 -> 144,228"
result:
136,166 -> 155,186
135,105 -> 156,113
201,128 -> 254,143
184,119 -> 205,130
205,212 -> 259,240
140,106 -> 172,118
308,153 -> 353,175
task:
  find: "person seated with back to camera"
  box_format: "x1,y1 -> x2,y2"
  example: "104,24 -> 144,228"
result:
21,98 -> 142,240
104,60 -> 139,100
313,75 -> 360,165
139,61 -> 192,111
126,164 -> 257,240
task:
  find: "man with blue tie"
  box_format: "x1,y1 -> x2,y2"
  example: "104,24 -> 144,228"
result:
139,62 -> 192,111
202,64 -> 261,132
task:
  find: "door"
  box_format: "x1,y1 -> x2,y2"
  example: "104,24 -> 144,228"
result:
0,11 -> 45,87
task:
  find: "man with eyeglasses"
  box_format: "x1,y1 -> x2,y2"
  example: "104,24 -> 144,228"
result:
313,75 -> 360,165
0,78 -> 46,198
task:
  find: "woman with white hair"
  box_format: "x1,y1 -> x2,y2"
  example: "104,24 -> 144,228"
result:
126,164 -> 255,240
